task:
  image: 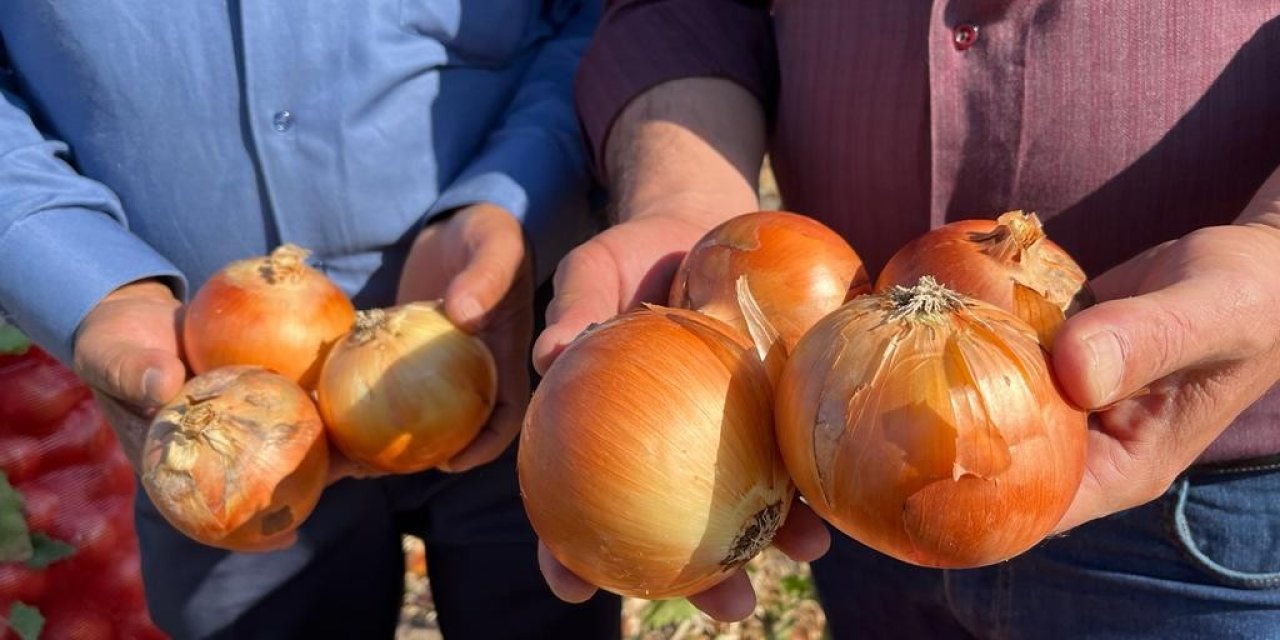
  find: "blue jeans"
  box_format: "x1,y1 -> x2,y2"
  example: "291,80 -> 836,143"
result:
812,459 -> 1280,639
135,443 -> 621,639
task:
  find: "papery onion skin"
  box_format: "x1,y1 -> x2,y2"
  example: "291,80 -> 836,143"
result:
670,211 -> 871,352
519,306 -> 793,598
776,277 -> 1087,568
141,366 -> 329,552
875,211 -> 1090,347
184,244 -> 356,390
317,301 -> 497,474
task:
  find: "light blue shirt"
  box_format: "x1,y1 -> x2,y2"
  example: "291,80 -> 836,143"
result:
0,0 -> 600,364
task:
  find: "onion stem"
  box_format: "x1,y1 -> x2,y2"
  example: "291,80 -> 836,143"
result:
261,244 -> 311,284
885,276 -> 964,323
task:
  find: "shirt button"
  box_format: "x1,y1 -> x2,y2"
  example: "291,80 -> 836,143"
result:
272,110 -> 294,133
953,24 -> 979,51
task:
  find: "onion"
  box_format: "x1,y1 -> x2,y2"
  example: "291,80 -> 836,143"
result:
776,277 -> 1087,568
141,366 -> 329,552
670,211 -> 870,352
183,244 -> 356,389
519,305 -> 792,598
875,210 -> 1090,347
316,302 -> 497,473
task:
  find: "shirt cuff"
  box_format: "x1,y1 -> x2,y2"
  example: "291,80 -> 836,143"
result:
574,0 -> 778,180
0,208 -> 186,365
425,132 -> 599,286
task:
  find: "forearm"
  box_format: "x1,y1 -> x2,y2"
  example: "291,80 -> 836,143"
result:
605,77 -> 767,226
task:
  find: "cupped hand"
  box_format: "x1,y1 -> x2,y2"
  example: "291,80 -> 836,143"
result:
1051,219 -> 1280,532
73,279 -> 186,471
397,203 -> 533,472
531,212 -> 719,374
538,501 -> 831,621
531,209 -> 833,621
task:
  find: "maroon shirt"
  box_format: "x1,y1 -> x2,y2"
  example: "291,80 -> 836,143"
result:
576,1 -> 1280,462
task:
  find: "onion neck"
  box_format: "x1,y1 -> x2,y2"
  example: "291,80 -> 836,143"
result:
352,308 -> 396,345
157,398 -> 223,475
972,210 -> 1046,264
260,244 -> 311,284
886,276 -> 965,323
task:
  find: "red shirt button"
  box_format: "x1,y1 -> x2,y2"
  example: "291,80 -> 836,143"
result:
953,24 -> 979,50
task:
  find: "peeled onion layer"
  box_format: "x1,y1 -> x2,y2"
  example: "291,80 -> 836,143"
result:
141,366 -> 329,552
519,306 -> 793,598
777,279 -> 1086,568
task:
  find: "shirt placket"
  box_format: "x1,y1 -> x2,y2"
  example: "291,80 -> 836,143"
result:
237,0 -> 309,259
928,1 -> 1037,224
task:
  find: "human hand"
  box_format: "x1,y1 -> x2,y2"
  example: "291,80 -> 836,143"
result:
397,202 -> 533,472
538,502 -> 831,621
1051,217 -> 1280,531
531,209 -> 833,621
531,210 -> 723,373
72,280 -> 186,472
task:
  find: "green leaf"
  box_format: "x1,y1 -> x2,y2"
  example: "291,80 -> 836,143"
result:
25,532 -> 76,569
640,598 -> 700,630
0,472 -> 33,563
5,602 -> 44,640
0,320 -> 30,356
779,574 -> 815,600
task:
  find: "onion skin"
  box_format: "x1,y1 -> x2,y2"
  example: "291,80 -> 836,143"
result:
183,244 -> 356,390
317,302 -> 497,474
670,211 -> 871,352
875,211 -> 1090,347
519,306 -> 792,598
141,366 -> 329,552
776,277 -> 1087,568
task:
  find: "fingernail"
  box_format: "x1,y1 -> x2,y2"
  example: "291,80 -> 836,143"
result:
453,296 -> 484,328
1083,330 -> 1123,406
142,368 -> 167,406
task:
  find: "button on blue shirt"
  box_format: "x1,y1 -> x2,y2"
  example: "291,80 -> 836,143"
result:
0,0 -> 600,363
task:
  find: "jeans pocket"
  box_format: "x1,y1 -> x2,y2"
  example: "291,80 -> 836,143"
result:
1169,465 -> 1280,589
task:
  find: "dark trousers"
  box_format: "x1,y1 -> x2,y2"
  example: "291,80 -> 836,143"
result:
134,443 -> 621,639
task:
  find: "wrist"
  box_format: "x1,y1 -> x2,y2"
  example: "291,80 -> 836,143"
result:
101,278 -> 180,305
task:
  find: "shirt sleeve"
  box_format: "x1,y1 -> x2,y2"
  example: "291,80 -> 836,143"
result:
424,0 -> 604,285
0,75 -> 185,365
574,0 -> 778,180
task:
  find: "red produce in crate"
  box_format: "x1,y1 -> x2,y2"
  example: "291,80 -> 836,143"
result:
0,322 -> 166,639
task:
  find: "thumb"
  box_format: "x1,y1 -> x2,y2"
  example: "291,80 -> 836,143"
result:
531,246 -> 622,376
77,345 -> 186,409
442,220 -> 525,332
1053,276 -> 1249,409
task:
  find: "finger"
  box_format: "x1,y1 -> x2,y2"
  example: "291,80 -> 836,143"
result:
770,501 -> 831,563
532,244 -> 623,375
443,291 -> 531,473
1053,276 -> 1262,409
76,344 -> 186,409
442,215 -> 525,332
90,390 -> 154,471
686,569 -> 756,622
1050,427 -> 1120,534
538,542 -> 598,603
439,398 -> 524,473
325,442 -> 384,486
